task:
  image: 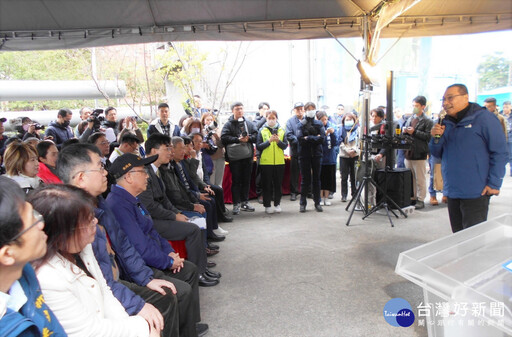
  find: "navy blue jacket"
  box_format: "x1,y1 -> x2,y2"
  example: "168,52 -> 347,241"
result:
321,121 -> 341,165
429,103 -> 508,199
44,121 -> 74,146
91,197 -> 155,315
285,115 -> 302,157
0,264 -> 67,337
297,118 -> 326,158
106,185 -> 175,270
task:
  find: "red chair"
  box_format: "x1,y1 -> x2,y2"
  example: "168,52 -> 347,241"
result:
169,240 -> 188,259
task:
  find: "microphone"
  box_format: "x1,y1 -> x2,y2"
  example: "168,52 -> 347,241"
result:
434,118 -> 443,144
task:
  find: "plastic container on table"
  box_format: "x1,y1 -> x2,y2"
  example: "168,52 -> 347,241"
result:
396,213 -> 512,337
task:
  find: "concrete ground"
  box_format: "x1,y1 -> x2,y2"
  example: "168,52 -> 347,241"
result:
199,171 -> 512,337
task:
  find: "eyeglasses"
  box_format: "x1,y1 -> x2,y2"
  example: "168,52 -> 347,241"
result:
9,209 -> 44,243
97,141 -> 109,146
441,94 -> 464,102
74,217 -> 98,231
71,163 -> 105,179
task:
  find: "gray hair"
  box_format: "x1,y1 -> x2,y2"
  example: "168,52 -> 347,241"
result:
171,136 -> 184,147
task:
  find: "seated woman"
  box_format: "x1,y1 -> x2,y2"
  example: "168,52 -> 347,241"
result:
29,184 -> 155,337
36,140 -> 61,184
3,140 -> 42,193
0,176 -> 66,337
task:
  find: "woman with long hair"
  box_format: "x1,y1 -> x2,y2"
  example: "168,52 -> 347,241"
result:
29,184 -> 155,337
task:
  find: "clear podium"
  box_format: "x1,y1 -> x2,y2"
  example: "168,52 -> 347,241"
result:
396,214 -> 512,336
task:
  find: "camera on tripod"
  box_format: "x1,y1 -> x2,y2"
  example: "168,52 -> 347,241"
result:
87,109 -> 105,132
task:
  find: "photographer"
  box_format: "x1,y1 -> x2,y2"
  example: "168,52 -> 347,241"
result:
18,117 -> 45,141
79,108 -> 107,143
201,113 -> 224,186
297,105 -> 325,212
74,107 -> 93,137
221,102 -> 258,215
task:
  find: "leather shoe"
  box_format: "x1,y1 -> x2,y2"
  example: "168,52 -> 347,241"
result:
198,274 -> 219,287
290,193 -> 297,201
207,242 -> 219,250
299,205 -> 306,213
196,323 -> 209,337
205,269 -> 221,278
207,260 -> 216,268
206,247 -> 219,257
315,204 -> 323,212
207,232 -> 225,242
219,214 -> 233,222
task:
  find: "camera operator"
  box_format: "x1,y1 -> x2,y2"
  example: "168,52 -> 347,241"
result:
200,113 -> 225,186
79,109 -> 106,143
221,102 -> 258,215
297,104 -> 325,213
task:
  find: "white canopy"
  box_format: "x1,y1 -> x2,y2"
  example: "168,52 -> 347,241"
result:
0,0 -> 511,51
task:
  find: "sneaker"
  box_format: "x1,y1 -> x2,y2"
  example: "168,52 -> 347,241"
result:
274,205 -> 282,213
215,226 -> 229,235
241,202 -> 255,212
415,200 -> 425,210
290,193 -> 297,201
265,207 -> 274,214
314,204 -> 323,212
299,205 -> 306,213
328,192 -> 334,199
196,323 -> 209,337
323,199 -> 331,206
429,196 -> 439,206
257,195 -> 264,204
232,203 -> 241,215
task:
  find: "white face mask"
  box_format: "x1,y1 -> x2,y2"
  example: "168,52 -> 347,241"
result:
267,119 -> 277,127
306,110 -> 316,119
191,127 -> 200,134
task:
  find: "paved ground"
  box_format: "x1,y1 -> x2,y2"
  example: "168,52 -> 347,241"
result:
199,170 -> 512,337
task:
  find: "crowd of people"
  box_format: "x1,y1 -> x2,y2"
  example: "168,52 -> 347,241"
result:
0,83 -> 510,336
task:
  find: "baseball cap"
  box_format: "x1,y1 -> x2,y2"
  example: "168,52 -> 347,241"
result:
293,102 -> 304,109
109,153 -> 158,179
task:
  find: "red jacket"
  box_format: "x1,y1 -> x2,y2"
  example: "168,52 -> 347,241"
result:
37,162 -> 62,184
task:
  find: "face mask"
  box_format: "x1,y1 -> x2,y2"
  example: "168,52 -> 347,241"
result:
413,107 -> 420,115
345,120 -> 354,128
300,119 -> 307,125
267,119 -> 277,128
23,124 -> 30,131
306,110 -> 316,119
191,127 -> 200,134
62,120 -> 70,127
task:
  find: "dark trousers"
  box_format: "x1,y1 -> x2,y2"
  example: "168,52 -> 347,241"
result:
341,156 -> 358,198
260,164 -> 285,207
289,155 -> 300,194
229,158 -> 253,204
208,184 -> 228,219
151,262 -> 200,337
447,195 -> 490,233
119,279 -> 180,337
254,157 -> 262,196
299,156 -> 322,206
152,219 -> 207,274
198,197 -> 218,236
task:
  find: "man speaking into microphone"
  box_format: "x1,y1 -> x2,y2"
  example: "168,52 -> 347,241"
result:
430,84 -> 508,233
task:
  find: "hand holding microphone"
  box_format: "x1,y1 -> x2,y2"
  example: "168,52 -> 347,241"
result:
432,119 -> 445,144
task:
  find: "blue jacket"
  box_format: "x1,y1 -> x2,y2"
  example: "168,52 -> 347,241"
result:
44,121 -> 74,146
106,185 -> 175,270
285,115 -> 302,156
321,121 -> 341,165
429,103 -> 508,199
91,197 -> 155,316
297,118 -> 326,158
0,264 -> 67,337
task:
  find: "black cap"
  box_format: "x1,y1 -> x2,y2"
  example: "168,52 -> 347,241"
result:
109,153 -> 158,179
120,133 -> 142,144
293,102 -> 304,109
0,117 -> 6,123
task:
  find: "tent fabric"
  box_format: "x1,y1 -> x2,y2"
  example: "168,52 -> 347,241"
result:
0,0 -> 511,51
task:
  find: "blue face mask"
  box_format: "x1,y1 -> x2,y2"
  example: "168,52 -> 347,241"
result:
344,120 -> 354,128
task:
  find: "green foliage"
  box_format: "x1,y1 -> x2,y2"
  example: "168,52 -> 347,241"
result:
157,43 -> 207,103
477,52 -> 511,91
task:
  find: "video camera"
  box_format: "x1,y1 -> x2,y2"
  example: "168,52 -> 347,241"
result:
204,121 -> 218,150
87,109 -> 106,132
33,123 -> 45,131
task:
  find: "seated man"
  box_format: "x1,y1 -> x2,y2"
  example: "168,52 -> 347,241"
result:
109,133 -> 141,163
57,143 -> 187,337
172,137 -> 224,243
0,176 -> 66,336
139,134 -> 220,285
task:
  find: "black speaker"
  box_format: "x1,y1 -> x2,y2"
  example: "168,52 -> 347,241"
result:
375,168 -> 413,209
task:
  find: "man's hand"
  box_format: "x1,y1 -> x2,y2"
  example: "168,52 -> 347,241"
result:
146,278 -> 177,295
193,203 -> 206,214
405,126 -> 415,135
239,135 -> 249,143
204,186 -> 215,195
270,134 -> 279,142
199,193 -> 211,201
374,154 -> 383,162
149,326 -> 161,337
137,303 -> 164,332
326,127 -> 335,135
169,252 -> 185,273
481,185 -> 500,196
431,124 -> 445,138
176,213 -> 189,222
